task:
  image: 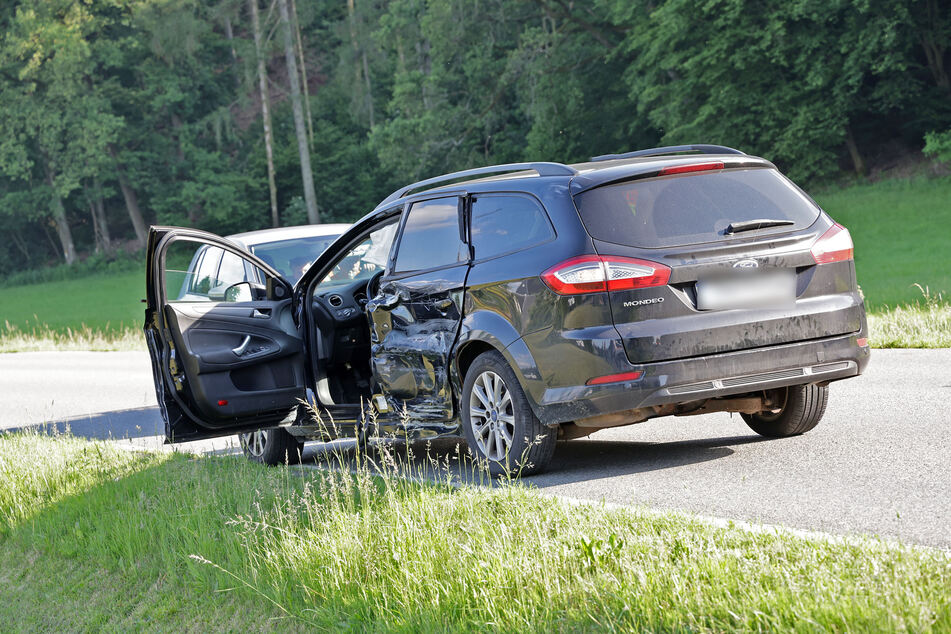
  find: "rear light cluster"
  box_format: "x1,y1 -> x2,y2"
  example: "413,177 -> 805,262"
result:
811,223 -> 854,264
541,255 -> 671,295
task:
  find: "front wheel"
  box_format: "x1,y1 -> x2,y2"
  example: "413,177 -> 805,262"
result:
239,428 -> 305,465
741,384 -> 828,437
461,350 -> 556,476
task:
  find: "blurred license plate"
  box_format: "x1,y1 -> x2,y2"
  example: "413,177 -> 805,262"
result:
696,270 -> 796,310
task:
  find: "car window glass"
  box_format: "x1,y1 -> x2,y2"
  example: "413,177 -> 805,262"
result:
394,197 -> 466,273
574,167 -> 820,248
315,221 -> 398,292
192,245 -> 221,294
164,240 -> 266,303
470,195 -> 554,260
218,251 -> 248,286
249,234 -> 340,283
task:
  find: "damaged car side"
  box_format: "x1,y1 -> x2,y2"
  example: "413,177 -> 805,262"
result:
144,144 -> 870,475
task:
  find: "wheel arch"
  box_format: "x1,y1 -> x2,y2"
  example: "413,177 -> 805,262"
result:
452,309 -> 546,420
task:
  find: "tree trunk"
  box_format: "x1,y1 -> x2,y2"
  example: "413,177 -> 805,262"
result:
86,179 -> 112,254
108,145 -> 148,247
844,125 -> 866,177
920,0 -> 950,93
362,49 -> 375,128
290,0 -> 314,148
223,15 -> 242,90
10,230 -> 30,260
250,0 -> 281,228
347,0 -> 375,128
44,165 -> 77,265
278,0 -> 320,224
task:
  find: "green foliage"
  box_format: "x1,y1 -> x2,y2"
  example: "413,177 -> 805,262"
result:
0,0 -> 947,278
923,129 -> 951,163
0,249 -> 141,288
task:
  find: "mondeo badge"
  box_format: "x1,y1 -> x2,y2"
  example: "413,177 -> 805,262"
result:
733,258 -> 759,269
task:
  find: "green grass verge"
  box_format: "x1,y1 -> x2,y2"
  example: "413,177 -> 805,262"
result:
1,432 -> 948,631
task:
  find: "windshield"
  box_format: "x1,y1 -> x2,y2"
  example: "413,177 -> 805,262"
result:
315,222 -> 398,292
249,235 -> 340,283
574,167 -> 820,248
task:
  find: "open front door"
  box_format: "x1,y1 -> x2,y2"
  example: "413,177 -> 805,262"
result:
144,227 -> 306,442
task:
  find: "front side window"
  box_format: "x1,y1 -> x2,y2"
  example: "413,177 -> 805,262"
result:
393,197 -> 466,273
315,221 -> 398,292
470,194 -> 554,260
164,240 -> 262,303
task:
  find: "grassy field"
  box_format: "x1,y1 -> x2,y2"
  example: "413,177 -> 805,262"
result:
0,269 -> 143,333
815,176 -> 951,310
0,176 -> 948,349
0,431 -> 948,632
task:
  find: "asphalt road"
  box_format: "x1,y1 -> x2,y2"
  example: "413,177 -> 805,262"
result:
1,349 -> 949,548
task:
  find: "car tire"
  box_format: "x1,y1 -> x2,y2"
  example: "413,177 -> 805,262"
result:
461,350 -> 556,476
239,428 -> 305,465
741,384 -> 828,438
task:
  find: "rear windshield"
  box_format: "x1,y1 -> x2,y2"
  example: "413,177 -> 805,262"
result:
573,167 -> 820,248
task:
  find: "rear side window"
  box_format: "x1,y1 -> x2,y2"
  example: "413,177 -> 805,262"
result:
574,168 -> 821,248
470,194 -> 554,260
394,197 -> 466,272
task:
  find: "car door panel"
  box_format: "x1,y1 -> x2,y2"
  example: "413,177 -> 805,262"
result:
371,273 -> 466,407
145,226 -> 308,442
367,195 -> 470,423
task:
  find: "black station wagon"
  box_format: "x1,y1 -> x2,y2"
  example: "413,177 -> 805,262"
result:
144,144 -> 870,474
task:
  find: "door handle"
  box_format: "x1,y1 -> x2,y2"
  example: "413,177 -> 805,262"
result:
232,335 -> 251,356
252,308 -> 270,319
434,298 -> 453,311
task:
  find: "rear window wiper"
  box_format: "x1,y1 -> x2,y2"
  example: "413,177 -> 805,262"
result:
726,218 -> 795,234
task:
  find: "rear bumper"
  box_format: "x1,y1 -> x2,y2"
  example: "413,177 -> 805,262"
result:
528,331 -> 870,426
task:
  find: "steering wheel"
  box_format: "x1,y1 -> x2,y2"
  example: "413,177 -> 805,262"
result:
366,270 -> 385,301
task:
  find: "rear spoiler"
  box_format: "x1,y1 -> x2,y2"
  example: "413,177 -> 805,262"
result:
569,155 -> 773,196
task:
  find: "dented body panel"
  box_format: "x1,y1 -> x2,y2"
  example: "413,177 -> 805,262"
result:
370,263 -> 468,428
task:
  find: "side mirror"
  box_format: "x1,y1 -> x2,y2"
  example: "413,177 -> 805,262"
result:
224,282 -> 253,302
266,277 -> 289,300
224,282 -> 267,302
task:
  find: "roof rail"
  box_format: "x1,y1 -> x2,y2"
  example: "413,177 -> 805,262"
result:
376,162 -> 578,208
590,144 -> 746,162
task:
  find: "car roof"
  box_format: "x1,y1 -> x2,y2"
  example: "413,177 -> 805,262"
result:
226,223 -> 351,248
370,149 -> 774,214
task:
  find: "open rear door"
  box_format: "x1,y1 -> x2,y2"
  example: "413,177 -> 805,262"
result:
144,227 -> 306,442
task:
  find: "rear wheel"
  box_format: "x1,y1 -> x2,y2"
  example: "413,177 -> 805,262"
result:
240,428 -> 305,465
461,350 -> 556,476
741,384 -> 828,437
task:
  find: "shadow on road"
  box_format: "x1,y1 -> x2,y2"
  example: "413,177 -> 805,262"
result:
5,406 -> 164,441
296,433 -> 765,488
528,435 -> 765,488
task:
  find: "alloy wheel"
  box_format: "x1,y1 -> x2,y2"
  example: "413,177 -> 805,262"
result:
242,430 -> 268,457
468,370 -> 515,461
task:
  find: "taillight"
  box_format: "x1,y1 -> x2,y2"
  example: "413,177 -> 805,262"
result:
541,255 -> 671,295
659,161 -> 724,176
811,223 -> 854,264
